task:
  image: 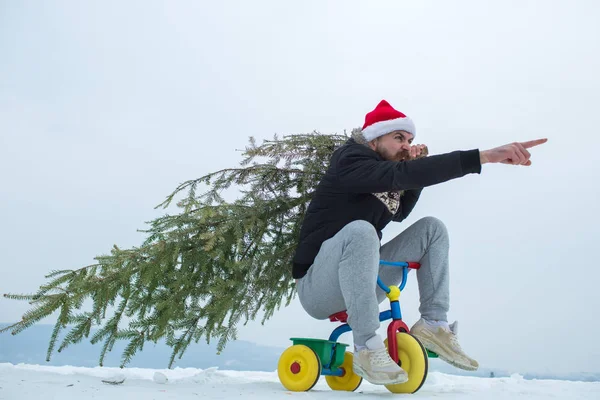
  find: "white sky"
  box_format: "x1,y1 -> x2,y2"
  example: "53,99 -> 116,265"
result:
1,0 -> 599,375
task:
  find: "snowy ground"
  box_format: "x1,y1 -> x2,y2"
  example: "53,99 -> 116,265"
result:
1,363 -> 598,400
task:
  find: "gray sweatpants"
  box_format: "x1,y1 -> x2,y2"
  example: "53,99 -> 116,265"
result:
296,217 -> 450,347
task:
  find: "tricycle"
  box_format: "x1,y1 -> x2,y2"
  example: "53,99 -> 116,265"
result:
277,260 -> 437,394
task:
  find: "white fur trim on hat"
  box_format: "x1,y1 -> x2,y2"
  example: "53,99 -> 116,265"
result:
361,117 -> 416,142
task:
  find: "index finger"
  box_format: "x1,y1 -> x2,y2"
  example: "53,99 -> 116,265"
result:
521,138 -> 548,149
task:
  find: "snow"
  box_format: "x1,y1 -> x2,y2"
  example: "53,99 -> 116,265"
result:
1,363 -> 598,399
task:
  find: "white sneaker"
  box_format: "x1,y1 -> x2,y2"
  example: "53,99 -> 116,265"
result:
410,318 -> 479,371
352,334 -> 409,385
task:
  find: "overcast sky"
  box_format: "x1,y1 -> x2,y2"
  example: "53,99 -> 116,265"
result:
1,0 -> 599,375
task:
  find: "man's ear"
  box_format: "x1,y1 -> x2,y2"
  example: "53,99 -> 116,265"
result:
368,138 -> 377,151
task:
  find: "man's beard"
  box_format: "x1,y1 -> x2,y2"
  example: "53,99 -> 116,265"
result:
376,142 -> 409,162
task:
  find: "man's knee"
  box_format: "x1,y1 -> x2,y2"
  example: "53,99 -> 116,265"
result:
417,216 -> 448,238
342,220 -> 380,244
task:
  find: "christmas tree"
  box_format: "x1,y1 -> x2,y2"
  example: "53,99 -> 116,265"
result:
1,131 -> 351,368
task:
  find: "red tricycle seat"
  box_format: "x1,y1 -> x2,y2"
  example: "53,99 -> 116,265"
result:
329,310 -> 348,323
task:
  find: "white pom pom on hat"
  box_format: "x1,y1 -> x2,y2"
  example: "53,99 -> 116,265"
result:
361,100 -> 416,142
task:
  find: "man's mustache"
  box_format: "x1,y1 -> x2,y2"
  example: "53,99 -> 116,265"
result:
398,149 -> 410,160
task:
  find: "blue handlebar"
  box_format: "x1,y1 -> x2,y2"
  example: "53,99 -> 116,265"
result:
379,261 -> 409,267
377,260 -> 410,293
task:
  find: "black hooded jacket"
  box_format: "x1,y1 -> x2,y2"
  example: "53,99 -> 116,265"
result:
292,137 -> 482,279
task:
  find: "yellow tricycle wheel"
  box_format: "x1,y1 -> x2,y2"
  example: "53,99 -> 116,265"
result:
383,333 -> 428,394
277,344 -> 321,392
325,351 -> 362,391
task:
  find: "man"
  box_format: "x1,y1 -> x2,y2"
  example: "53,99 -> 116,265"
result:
292,99 -> 547,385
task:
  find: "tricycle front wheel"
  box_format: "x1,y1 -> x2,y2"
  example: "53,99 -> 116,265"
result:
384,333 -> 428,394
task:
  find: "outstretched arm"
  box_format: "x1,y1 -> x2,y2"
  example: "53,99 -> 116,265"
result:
335,138 -> 547,194
335,148 -> 481,193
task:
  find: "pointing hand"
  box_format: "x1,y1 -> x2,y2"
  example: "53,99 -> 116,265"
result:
480,139 -> 548,166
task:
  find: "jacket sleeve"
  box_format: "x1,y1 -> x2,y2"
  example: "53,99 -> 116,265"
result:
334,146 -> 482,193
393,188 -> 422,222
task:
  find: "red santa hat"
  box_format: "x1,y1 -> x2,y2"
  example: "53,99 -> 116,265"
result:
361,100 -> 416,142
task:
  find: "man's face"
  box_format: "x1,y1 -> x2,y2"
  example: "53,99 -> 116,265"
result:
369,130 -> 414,161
